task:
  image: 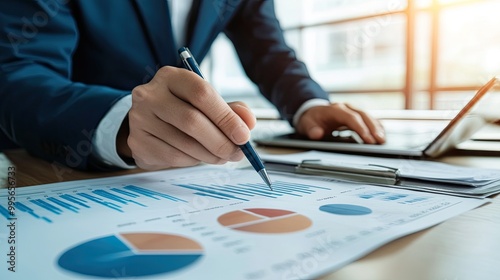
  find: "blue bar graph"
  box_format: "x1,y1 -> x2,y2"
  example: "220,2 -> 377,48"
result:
77,193 -> 124,212
176,184 -> 250,201
30,199 -> 63,215
404,197 -> 428,203
60,194 -> 91,208
0,204 -> 14,219
193,192 -> 232,200
1,185 -> 188,223
47,197 -> 79,213
93,190 -> 147,207
123,185 -> 187,202
174,181 -> 330,201
16,202 -> 52,223
1,181 -> 331,223
110,188 -> 140,198
358,191 -> 428,204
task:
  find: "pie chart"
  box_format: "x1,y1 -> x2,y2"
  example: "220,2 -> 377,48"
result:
320,204 -> 372,215
58,232 -> 203,278
218,208 -> 312,234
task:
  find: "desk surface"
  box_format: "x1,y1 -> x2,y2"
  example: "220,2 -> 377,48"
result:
2,148 -> 500,280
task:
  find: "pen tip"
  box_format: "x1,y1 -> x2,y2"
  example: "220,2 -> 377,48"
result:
258,169 -> 273,191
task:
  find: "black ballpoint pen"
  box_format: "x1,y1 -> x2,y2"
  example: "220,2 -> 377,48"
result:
178,47 -> 273,190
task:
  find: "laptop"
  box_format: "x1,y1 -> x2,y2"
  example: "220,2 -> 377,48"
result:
255,76 -> 500,158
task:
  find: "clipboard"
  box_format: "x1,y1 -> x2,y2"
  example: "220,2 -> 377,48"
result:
261,151 -> 500,198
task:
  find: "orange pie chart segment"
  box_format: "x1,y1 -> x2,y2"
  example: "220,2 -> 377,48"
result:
121,233 -> 203,251
245,208 -> 295,218
217,210 -> 263,226
58,233 -> 203,278
218,208 -> 312,234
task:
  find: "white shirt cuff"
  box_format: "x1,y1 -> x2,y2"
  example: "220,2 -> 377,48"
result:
92,95 -> 136,169
292,98 -> 331,127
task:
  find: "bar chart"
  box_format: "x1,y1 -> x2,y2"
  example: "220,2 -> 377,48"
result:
0,180 -> 329,223
357,191 -> 429,204
0,185 -> 187,223
319,204 -> 373,216
176,181 -> 330,201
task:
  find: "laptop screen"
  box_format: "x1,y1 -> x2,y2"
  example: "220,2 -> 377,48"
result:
424,76 -> 500,157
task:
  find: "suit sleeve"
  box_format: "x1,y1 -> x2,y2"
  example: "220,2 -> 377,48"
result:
224,0 -> 329,124
0,0 -> 129,169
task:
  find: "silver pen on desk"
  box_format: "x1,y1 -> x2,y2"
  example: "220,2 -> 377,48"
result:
296,160 -> 400,186
178,47 -> 273,191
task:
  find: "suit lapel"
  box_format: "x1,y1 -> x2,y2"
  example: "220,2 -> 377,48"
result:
133,0 -> 178,65
188,0 -> 241,59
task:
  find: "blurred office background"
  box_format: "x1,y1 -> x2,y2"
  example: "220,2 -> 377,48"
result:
202,0 -> 500,115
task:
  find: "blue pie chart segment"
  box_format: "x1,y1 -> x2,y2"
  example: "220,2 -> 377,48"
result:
58,233 -> 203,278
320,204 -> 372,215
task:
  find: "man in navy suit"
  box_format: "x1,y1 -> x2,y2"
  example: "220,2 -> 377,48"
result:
0,0 -> 385,171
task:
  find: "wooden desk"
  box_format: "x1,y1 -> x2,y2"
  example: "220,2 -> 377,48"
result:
2,148 -> 499,280
2,149 -> 146,187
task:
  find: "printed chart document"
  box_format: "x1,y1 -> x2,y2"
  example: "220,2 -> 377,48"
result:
0,165 -> 487,280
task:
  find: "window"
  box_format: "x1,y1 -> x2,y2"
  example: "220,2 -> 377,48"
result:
206,0 -> 500,112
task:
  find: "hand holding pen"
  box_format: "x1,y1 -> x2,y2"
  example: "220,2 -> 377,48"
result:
179,47 -> 272,190
119,52 -> 260,173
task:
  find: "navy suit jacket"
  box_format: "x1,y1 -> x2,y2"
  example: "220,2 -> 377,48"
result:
0,0 -> 328,169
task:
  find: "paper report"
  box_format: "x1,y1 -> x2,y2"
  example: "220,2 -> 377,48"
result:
0,165 -> 487,279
